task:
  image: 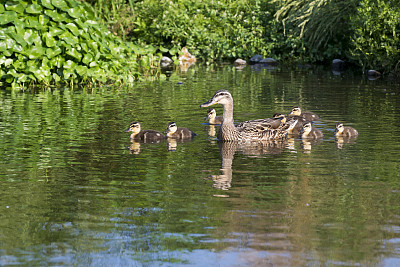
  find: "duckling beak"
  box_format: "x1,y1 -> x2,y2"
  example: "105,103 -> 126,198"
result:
124,128 -> 131,132
200,98 -> 216,108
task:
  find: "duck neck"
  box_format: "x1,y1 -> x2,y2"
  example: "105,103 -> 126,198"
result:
218,102 -> 238,141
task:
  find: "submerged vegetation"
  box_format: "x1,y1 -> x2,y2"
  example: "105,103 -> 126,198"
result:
1,0 -> 399,89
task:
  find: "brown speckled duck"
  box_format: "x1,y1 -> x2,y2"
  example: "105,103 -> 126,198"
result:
205,108 -> 223,125
125,122 -> 165,142
289,106 -> 320,121
273,113 -> 309,135
300,122 -> 324,139
200,90 -> 296,141
164,122 -> 197,139
334,122 -> 358,137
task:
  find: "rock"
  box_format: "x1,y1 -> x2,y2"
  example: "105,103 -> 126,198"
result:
332,59 -> 346,71
234,59 -> 247,66
259,57 -> 278,66
249,55 -> 263,64
161,56 -> 172,68
367,69 -> 381,76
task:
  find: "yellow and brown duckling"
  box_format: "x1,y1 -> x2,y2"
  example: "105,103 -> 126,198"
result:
179,47 -> 196,64
125,121 -> 165,142
300,122 -> 324,139
205,108 -> 223,125
334,122 -> 358,137
164,122 -> 197,139
289,106 -> 320,121
200,90 -> 297,141
273,113 -> 309,135
236,113 -> 286,130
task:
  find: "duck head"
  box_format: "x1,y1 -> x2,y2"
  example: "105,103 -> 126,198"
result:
200,90 -> 233,107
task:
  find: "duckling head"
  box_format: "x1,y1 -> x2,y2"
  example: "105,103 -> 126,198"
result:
335,122 -> 344,134
302,122 -> 312,135
206,108 -> 216,121
200,90 -> 233,107
164,122 -> 178,137
125,121 -> 141,134
273,113 -> 287,124
289,106 -> 302,116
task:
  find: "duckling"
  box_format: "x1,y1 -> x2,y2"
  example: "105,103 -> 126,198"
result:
273,113 -> 309,135
200,90 -> 296,141
300,122 -> 324,139
236,113 -> 286,130
164,122 -> 197,139
179,47 -> 196,64
124,122 -> 165,142
288,106 -> 320,121
205,108 -> 223,125
334,122 -> 358,137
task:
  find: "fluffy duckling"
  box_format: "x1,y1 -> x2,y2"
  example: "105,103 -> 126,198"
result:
334,122 -> 358,137
273,113 -> 309,135
300,122 -> 324,139
289,106 -> 320,121
205,108 -> 223,125
179,47 -> 196,64
125,122 -> 165,142
164,122 -> 197,139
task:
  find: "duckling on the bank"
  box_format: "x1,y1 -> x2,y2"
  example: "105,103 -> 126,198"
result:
205,108 -> 223,125
124,122 -> 165,142
200,90 -> 297,141
289,106 -> 320,121
300,122 -> 324,139
164,122 -> 197,139
334,122 -> 358,137
179,47 -> 196,64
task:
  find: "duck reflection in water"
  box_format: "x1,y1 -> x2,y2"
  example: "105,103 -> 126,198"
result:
207,140 -> 286,191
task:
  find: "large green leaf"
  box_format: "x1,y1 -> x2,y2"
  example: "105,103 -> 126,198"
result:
44,9 -> 63,22
0,11 -> 17,25
26,4 -> 43,14
5,3 -> 25,13
49,26 -> 64,36
67,7 -> 83,19
39,14 -> 50,26
27,45 -> 45,59
52,0 -> 69,10
66,47 -> 82,60
0,4 -> 4,14
43,32 -> 56,47
46,46 -> 62,59
41,0 -> 54,10
10,31 -> 27,47
66,23 -> 79,36
75,65 -> 88,76
82,52 -> 93,65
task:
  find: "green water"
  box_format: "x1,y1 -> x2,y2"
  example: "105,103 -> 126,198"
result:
1,64 -> 400,266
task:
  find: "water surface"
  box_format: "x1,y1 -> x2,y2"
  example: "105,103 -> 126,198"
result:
1,64 -> 400,266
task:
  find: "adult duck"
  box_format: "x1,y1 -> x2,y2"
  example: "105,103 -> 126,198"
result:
200,90 -> 295,141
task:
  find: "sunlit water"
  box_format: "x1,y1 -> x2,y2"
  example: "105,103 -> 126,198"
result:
1,64 -> 400,266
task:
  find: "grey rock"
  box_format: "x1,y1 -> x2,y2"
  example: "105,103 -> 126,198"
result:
234,59 -> 247,66
249,55 -> 263,64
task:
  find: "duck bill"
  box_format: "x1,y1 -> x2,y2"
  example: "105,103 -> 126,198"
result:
200,99 -> 216,108
124,128 -> 131,132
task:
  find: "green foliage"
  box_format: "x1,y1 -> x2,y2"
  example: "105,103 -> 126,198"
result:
274,0 -> 357,62
0,0 -> 164,89
348,0 -> 400,73
92,0 -> 278,61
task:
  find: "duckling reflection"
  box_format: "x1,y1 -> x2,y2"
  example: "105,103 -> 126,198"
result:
335,136 -> 358,149
208,140 -> 287,190
301,139 -> 322,153
128,141 -> 141,154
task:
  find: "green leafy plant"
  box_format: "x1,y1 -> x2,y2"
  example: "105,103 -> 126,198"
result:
348,0 -> 400,73
0,0 -> 164,89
